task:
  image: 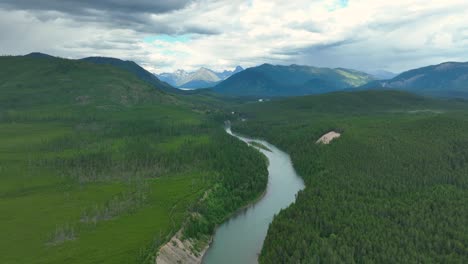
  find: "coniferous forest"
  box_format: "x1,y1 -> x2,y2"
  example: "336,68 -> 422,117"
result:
234,91 -> 468,263
3,1 -> 468,263
0,56 -> 267,263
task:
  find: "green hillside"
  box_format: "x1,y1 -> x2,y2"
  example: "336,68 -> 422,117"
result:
232,90 -> 468,263
1,55 -> 180,109
80,56 -> 181,94
360,61 -> 468,98
213,64 -> 374,97
0,55 -> 267,263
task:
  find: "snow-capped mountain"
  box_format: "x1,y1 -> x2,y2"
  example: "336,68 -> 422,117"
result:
217,66 -> 244,80
157,69 -> 190,87
157,66 -> 244,89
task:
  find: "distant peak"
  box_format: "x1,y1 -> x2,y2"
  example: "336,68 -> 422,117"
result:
438,61 -> 459,65
24,52 -> 54,58
83,56 -> 122,61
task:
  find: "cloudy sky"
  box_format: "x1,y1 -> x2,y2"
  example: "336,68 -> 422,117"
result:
1,0 -> 468,73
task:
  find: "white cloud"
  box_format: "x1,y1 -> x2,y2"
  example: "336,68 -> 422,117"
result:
1,0 -> 468,73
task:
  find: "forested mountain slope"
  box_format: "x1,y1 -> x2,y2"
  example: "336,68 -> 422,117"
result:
361,61 -> 468,98
0,55 -> 267,263
2,55 -> 176,109
233,90 -> 468,263
213,64 -> 374,97
80,56 -> 181,94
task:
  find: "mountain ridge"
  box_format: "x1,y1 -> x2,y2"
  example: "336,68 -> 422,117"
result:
359,61 -> 468,98
366,69 -> 398,80
0,54 -> 178,109
158,66 -> 244,89
212,64 -> 375,97
21,53 -> 181,94
80,56 -> 180,94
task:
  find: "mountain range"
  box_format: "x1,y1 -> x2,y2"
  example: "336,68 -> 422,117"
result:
157,66 -> 244,89
212,64 -> 375,97
366,69 -> 398,80
23,53 -> 468,99
360,61 -> 468,97
4,52 -> 468,264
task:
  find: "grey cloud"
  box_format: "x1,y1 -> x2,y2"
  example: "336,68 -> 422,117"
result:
271,50 -> 300,56
1,0 -> 467,74
368,4 -> 467,33
287,21 -> 324,33
367,16 -> 427,34
452,27 -> 468,42
313,39 -> 357,50
182,25 -> 220,35
281,38 -> 361,56
65,41 -> 140,51
0,0 -> 221,35
0,0 -> 192,15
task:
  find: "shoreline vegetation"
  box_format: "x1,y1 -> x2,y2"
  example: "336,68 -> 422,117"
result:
157,127 -> 270,264
157,181 -> 269,264
248,141 -> 272,152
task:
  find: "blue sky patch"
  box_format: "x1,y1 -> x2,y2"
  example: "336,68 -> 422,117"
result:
339,0 -> 349,8
328,0 -> 349,11
144,34 -> 191,43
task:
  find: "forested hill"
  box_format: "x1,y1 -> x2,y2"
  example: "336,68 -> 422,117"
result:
360,61 -> 468,98
0,54 -> 268,263
80,56 -> 181,94
240,90 -> 458,115
233,90 -> 468,263
1,55 -> 178,109
213,64 -> 374,97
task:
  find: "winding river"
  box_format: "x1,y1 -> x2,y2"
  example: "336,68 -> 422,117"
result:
202,125 -> 305,264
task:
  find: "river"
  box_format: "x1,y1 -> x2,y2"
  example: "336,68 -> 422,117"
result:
202,125 -> 305,264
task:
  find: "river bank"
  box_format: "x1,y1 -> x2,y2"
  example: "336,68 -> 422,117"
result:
157,125 -> 304,264
202,126 -> 305,264
156,126 -> 269,264
156,187 -> 268,264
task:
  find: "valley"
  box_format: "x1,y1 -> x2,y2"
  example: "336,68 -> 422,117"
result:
2,50 -> 468,264
2,1 -> 468,263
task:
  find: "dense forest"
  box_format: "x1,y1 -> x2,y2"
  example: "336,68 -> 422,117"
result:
3,55 -> 468,263
0,55 -> 267,263
234,91 -> 468,263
